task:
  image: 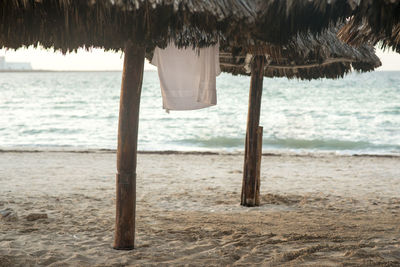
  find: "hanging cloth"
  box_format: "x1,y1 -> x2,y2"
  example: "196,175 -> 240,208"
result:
151,43 -> 221,111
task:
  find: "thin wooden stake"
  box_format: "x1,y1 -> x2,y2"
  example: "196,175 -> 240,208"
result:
255,126 -> 263,206
241,55 -> 265,207
113,42 -> 145,250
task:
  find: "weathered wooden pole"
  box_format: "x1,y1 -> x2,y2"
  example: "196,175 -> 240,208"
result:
113,42 -> 145,250
241,55 -> 266,207
255,126 -> 263,206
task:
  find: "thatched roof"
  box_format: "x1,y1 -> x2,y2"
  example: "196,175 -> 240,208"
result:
0,0 -> 355,52
339,0 -> 400,53
219,26 -> 381,80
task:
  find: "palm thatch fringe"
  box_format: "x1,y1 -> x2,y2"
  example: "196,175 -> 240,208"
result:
251,0 -> 354,44
218,26 -> 381,80
341,0 -> 400,53
0,0 -> 354,52
349,0 -> 400,39
221,61 -> 353,80
339,19 -> 400,53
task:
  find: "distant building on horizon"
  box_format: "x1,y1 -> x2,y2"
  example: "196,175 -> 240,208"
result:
0,56 -> 32,70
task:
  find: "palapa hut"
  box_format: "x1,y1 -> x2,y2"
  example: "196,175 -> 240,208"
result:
0,0 -> 379,250
216,25 -> 381,207
338,0 -> 400,53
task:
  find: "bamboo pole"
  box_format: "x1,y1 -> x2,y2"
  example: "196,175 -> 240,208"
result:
241,55 -> 266,207
113,42 -> 145,250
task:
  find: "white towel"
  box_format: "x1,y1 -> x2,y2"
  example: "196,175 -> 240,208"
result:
151,43 -> 221,111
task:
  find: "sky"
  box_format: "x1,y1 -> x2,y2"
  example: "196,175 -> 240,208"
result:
0,45 -> 399,71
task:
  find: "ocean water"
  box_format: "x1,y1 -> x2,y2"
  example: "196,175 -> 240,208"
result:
0,71 -> 399,155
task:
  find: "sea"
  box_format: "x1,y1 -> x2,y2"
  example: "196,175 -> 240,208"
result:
0,71 -> 399,155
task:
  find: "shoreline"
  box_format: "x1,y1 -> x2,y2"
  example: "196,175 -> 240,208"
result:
0,147 -> 399,158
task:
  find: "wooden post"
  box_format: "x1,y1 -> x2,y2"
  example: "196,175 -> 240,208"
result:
113,42 -> 145,250
255,126 -> 263,206
241,55 -> 266,207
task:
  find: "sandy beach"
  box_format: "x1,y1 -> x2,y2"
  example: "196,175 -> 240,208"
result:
0,151 -> 399,266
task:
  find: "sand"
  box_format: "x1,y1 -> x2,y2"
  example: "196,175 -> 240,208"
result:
0,151 -> 399,266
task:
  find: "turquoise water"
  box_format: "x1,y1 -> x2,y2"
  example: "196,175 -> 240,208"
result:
0,71 -> 399,154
